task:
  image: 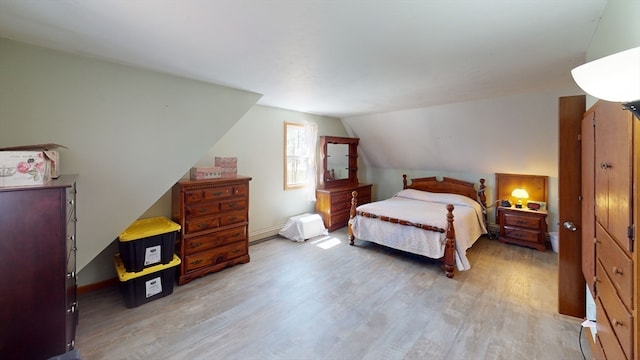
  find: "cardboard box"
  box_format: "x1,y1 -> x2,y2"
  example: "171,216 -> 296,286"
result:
215,157 -> 237,168
0,144 -> 65,187
0,151 -> 51,187
220,167 -> 238,178
190,166 -> 222,180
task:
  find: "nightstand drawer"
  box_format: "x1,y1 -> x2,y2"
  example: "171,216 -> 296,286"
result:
498,207 -> 547,251
502,226 -> 540,243
503,213 -> 541,229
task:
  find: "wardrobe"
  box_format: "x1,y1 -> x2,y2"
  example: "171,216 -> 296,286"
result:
582,100 -> 637,360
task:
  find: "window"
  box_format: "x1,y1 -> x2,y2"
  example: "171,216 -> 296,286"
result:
284,122 -> 317,197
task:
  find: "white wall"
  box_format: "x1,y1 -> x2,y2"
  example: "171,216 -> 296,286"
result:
343,87 -> 581,231
76,104 -> 349,285
0,38 -> 261,273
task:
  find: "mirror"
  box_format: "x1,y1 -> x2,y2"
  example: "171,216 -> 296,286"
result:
319,136 -> 359,188
326,143 -> 349,181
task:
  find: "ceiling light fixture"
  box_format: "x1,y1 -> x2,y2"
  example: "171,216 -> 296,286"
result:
571,47 -> 640,119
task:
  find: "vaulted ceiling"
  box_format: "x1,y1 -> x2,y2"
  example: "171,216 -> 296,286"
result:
0,0 -> 607,118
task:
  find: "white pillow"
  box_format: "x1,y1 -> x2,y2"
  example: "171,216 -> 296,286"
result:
395,188 -> 482,213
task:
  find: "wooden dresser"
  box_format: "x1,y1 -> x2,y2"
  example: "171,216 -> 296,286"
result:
172,176 -> 251,285
498,206 -> 548,251
316,183 -> 372,232
0,175 -> 78,359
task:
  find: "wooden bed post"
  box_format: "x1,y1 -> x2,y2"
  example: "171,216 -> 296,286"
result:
402,174 -> 408,189
443,204 -> 456,278
478,178 -> 488,226
348,191 -> 358,245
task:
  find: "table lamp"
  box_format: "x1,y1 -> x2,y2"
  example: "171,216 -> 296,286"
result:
511,188 -> 529,208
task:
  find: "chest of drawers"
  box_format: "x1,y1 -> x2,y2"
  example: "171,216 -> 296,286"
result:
316,183 -> 372,232
172,176 -> 251,285
498,206 -> 548,251
0,175 -> 78,359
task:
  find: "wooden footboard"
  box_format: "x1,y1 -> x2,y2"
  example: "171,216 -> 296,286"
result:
347,191 -> 457,278
347,175 -> 486,278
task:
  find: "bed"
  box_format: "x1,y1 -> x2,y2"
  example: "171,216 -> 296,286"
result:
347,175 -> 488,278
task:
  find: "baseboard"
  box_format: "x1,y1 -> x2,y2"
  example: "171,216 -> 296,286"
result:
78,229 -> 282,295
249,224 -> 284,242
77,277 -> 118,295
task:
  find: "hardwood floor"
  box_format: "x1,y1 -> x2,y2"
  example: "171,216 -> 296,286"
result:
75,229 -> 592,359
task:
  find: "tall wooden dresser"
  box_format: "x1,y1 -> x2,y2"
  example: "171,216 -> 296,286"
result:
581,100 -> 636,360
0,175 -> 78,359
172,176 -> 251,285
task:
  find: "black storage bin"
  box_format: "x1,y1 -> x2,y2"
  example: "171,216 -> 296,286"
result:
114,253 -> 181,308
118,216 -> 180,272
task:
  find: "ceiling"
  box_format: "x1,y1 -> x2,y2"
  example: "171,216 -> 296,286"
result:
0,1 -> 607,118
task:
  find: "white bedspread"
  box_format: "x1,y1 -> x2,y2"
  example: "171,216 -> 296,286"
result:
351,189 -> 487,271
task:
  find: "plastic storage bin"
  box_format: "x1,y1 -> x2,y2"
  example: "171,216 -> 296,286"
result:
118,216 -> 181,272
114,253 -> 181,308
549,231 -> 559,253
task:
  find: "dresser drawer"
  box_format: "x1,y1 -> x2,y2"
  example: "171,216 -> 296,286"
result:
184,226 -> 247,255
220,210 -> 247,226
596,297 -> 629,360
231,184 -> 249,196
330,210 -> 349,228
202,186 -> 234,201
356,186 -> 371,202
596,260 -> 633,358
184,241 -> 248,271
186,202 -> 221,217
596,223 -> 633,310
502,226 -> 540,243
185,215 -> 220,233
330,191 -> 351,205
220,198 -> 247,212
503,213 -> 541,229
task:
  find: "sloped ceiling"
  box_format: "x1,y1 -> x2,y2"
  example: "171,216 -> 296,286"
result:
0,0 -> 607,118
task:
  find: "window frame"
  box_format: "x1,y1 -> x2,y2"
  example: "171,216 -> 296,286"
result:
284,121 -> 310,190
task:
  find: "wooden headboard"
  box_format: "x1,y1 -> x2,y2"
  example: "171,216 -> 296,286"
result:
402,175 -> 486,205
495,173 -> 548,208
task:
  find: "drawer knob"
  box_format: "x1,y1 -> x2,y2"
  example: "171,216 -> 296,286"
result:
613,319 -> 623,327
612,266 -> 623,275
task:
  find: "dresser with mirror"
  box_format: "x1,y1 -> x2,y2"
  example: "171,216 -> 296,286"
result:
315,136 -> 372,232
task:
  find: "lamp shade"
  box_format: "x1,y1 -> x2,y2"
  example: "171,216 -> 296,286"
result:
571,47 -> 640,103
511,188 -> 529,199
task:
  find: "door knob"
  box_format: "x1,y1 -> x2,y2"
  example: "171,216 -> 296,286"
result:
563,221 -> 577,231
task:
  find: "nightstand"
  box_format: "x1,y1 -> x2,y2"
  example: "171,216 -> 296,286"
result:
497,206 -> 548,251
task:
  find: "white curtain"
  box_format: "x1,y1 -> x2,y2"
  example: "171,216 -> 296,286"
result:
303,121 -> 318,202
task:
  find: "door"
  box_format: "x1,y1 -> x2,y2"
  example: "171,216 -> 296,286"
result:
558,95 -> 586,318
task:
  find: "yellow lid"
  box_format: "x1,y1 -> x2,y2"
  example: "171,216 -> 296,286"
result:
114,253 -> 181,281
118,216 -> 181,242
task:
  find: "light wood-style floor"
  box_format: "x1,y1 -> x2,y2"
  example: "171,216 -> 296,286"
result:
76,229 -> 592,360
